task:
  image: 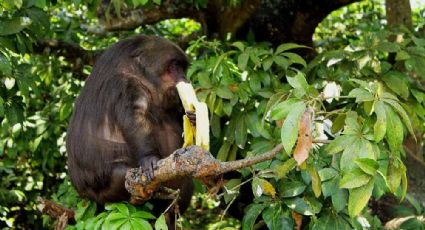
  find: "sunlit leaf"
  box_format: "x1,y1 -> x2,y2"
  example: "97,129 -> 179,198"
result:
348,178 -> 374,217
373,100 -> 386,142
281,102 -> 306,154
339,168 -> 372,189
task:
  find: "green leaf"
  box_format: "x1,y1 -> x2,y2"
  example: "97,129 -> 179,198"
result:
348,178 -> 374,217
0,17 -> 32,36
325,135 -> 356,155
238,51 -> 249,70
348,88 -> 374,102
284,197 -> 315,215
280,102 -> 306,153
114,203 -> 130,215
34,0 -> 46,8
331,114 -> 346,134
273,56 -> 289,69
373,100 -> 387,142
322,177 -> 339,197
332,189 -> 348,212
339,168 -> 372,189
224,178 -> 241,203
216,85 -> 234,99
0,53 -> 12,76
273,158 -> 297,179
400,162 -> 407,201
235,115 -> 247,149
263,57 -> 274,71
242,204 -> 266,230
383,71 -> 409,99
286,72 -> 308,91
282,52 -> 307,67
312,212 -> 351,230
385,104 -> 404,152
270,99 -> 301,120
355,158 -> 379,175
318,168 -> 338,182
131,219 -> 152,230
279,181 -> 306,198
232,41 -> 245,51
275,43 -> 308,54
375,41 -> 400,52
340,139 -> 361,171
383,99 -> 414,137
132,211 -> 155,219
387,158 -> 402,193
216,141 -> 232,162
262,205 -> 293,230
154,214 -> 168,230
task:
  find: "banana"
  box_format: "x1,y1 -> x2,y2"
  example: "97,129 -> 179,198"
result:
176,82 -> 210,150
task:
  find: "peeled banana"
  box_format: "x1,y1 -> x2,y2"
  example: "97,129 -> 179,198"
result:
176,82 -> 210,151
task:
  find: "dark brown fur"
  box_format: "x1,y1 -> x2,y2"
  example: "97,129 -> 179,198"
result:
66,35 -> 193,223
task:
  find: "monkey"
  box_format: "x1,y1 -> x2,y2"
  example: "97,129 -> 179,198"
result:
66,35 -> 194,226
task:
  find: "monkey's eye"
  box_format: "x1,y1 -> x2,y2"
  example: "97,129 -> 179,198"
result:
168,60 -> 185,73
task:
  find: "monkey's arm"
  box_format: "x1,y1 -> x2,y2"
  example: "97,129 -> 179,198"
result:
114,81 -> 160,177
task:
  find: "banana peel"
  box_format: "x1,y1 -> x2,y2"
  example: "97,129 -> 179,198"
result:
176,82 -> 210,151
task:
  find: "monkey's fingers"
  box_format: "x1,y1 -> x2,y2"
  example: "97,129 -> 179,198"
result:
186,111 -> 196,125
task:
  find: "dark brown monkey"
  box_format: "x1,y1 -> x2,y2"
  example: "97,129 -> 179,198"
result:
66,35 -> 193,224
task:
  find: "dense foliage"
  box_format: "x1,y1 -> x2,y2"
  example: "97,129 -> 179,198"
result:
0,0 -> 424,229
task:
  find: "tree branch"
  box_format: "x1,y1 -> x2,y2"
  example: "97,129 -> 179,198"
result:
97,0 -> 200,31
125,145 -> 284,203
37,197 -> 75,230
33,39 -> 103,78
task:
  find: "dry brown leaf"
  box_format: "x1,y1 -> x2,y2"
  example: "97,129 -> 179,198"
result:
293,109 -> 313,165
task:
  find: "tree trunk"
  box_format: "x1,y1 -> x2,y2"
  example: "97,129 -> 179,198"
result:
385,0 -> 412,29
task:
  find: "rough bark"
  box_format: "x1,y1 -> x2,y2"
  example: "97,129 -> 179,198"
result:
385,0 -> 412,29
126,145 -> 284,203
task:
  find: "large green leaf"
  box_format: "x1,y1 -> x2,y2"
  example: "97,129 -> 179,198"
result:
325,135 -> 357,155
262,205 -> 293,230
280,102 -> 306,153
355,158 -> 379,175
348,178 -> 374,217
332,189 -> 348,212
383,71 -> 409,99
385,104 -> 404,152
275,43 -> 309,54
0,17 -> 32,36
284,197 -> 316,215
279,181 -> 306,198
339,168 -> 372,189
373,100 -> 387,142
383,99 -> 414,137
242,204 -> 266,230
270,99 -> 301,120
312,212 -> 351,230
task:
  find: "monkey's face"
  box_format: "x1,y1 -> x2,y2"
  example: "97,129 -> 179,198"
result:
159,59 -> 188,108
161,60 -> 187,88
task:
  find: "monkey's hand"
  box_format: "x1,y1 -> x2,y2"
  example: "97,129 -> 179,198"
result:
186,111 -> 196,125
139,156 -> 159,181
